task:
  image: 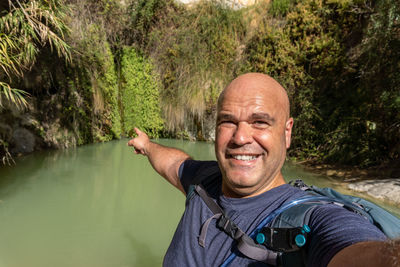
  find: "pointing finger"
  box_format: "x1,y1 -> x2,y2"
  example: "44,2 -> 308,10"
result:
134,127 -> 142,136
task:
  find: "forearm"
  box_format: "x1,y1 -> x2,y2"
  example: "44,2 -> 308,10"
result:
145,141 -> 191,194
328,239 -> 400,267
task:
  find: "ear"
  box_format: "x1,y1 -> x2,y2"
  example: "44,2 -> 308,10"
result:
285,118 -> 294,149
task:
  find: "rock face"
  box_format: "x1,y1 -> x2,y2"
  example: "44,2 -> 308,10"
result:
10,128 -> 36,154
348,179 -> 400,204
0,93 -> 80,160
183,108 -> 216,141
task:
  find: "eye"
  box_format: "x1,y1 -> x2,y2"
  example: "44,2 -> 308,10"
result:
218,120 -> 236,127
253,120 -> 269,129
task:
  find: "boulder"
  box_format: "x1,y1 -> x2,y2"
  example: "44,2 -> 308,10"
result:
10,127 -> 36,154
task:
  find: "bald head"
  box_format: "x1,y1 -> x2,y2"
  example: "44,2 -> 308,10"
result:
218,73 -> 290,119
215,73 -> 294,198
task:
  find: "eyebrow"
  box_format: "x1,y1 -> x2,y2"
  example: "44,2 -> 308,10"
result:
251,112 -> 275,123
217,112 -> 275,123
217,113 -> 236,122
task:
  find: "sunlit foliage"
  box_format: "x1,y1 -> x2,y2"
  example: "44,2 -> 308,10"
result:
120,47 -> 164,138
0,0 -> 71,109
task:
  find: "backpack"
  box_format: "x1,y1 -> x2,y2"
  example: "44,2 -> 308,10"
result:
187,163 -> 400,267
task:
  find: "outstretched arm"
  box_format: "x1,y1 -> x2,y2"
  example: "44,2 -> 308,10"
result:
328,239 -> 400,267
127,128 -> 191,194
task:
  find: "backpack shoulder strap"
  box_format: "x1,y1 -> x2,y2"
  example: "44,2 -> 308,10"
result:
185,161 -> 221,202
194,184 -> 281,266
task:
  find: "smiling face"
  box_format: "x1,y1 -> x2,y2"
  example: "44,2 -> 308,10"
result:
215,73 -> 293,198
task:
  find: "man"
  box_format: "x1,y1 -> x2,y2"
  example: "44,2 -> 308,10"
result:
128,73 -> 396,266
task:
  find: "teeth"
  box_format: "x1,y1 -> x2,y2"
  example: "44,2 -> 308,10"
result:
232,155 -> 257,161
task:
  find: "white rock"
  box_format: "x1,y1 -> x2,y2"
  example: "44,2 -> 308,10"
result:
348,179 -> 400,204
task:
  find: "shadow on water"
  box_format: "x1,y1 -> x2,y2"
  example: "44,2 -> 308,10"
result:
0,149 -> 61,199
0,142 -> 105,200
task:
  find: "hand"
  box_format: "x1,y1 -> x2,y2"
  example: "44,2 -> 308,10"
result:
127,128 -> 150,156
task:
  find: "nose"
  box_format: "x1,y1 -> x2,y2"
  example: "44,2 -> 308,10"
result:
231,122 -> 253,145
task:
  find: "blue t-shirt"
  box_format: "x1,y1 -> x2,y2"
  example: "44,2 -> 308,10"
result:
163,160 -> 386,267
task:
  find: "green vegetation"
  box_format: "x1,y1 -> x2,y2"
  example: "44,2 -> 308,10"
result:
120,47 -> 163,137
0,0 -> 398,168
75,24 -> 122,142
243,0 -> 399,166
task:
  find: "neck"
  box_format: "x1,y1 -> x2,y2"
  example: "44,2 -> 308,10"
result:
222,173 -> 286,198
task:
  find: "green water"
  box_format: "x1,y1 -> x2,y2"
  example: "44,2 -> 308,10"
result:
0,139 -> 398,267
